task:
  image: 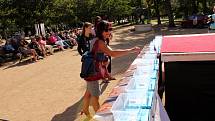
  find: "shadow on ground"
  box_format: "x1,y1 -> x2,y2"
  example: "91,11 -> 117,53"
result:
112,23 -> 132,30
3,60 -> 35,70
110,30 -> 155,75
0,119 -> 9,121
51,82 -> 108,121
51,97 -> 83,121
153,24 -> 209,36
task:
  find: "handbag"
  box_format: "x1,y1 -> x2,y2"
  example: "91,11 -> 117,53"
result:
81,39 -> 107,81
96,52 -> 108,61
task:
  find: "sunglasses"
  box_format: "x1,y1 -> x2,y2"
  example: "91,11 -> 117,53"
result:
105,28 -> 112,32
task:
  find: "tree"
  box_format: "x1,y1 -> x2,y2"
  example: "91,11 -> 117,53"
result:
154,0 -> 161,24
191,0 -> 198,14
4,0 -> 215,37
74,0 -> 94,22
202,0 -> 207,14
48,0 -> 76,25
0,0 -> 18,38
165,0 -> 175,27
92,0 -> 132,24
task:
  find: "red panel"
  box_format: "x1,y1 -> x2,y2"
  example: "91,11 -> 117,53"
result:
161,34 -> 215,53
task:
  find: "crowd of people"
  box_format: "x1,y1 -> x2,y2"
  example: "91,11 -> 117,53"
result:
0,28 -> 80,63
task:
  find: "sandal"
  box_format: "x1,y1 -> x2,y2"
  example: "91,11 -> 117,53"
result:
102,79 -> 110,83
80,110 -> 92,118
108,76 -> 116,80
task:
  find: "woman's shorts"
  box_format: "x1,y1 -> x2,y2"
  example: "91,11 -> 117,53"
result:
87,80 -> 101,96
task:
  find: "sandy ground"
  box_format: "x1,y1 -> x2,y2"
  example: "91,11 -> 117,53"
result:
0,25 -> 210,121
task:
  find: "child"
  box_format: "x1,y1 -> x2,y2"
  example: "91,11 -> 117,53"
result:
96,52 -> 116,82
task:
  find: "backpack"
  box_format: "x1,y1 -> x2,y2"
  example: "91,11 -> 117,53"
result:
80,39 -> 106,81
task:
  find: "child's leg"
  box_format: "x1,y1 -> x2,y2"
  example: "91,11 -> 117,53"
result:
103,61 -> 116,80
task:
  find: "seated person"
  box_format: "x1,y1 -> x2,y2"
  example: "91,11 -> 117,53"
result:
28,36 -> 45,57
18,36 -> 38,61
55,34 -> 71,49
0,56 -> 4,66
11,38 -> 19,51
36,35 -> 54,55
47,33 -> 65,51
66,32 -> 77,46
56,31 -> 74,48
3,39 -> 17,54
58,31 -> 66,40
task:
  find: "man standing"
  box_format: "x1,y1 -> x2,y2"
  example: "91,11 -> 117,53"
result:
212,6 -> 215,22
209,6 -> 215,31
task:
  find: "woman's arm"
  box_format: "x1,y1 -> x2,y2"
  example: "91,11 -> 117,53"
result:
98,40 -> 140,58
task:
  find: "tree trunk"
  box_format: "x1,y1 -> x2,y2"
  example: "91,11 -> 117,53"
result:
165,0 -> 175,27
154,0 -> 161,24
3,28 -> 7,39
182,0 -> 189,19
202,0 -> 207,14
192,0 -> 198,14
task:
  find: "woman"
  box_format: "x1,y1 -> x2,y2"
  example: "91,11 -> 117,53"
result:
28,36 -> 44,57
81,20 -> 140,118
36,36 -> 54,55
94,16 -> 102,33
77,22 -> 94,56
18,36 -> 38,61
48,32 -> 65,51
4,39 -> 16,54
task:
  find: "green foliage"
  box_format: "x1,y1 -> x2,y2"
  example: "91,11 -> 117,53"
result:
1,0 -> 215,37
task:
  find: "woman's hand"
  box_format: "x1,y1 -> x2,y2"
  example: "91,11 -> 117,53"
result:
132,46 -> 141,54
